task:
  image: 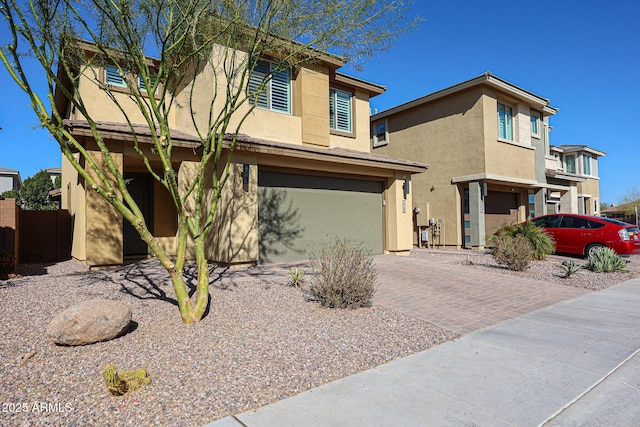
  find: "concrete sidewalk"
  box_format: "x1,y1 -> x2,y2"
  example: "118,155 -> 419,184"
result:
206,278 -> 640,426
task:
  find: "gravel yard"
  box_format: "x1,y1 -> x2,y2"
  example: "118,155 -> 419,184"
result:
439,250 -> 640,291
0,259 -> 456,426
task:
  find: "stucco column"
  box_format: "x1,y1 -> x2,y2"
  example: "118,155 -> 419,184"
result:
534,188 -> 547,217
469,181 -> 485,248
560,185 -> 578,213
384,174 -> 413,255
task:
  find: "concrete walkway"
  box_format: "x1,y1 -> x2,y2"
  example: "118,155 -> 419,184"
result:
206,277 -> 640,426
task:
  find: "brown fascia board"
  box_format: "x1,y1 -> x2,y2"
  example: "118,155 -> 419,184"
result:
334,72 -> 386,98
372,72 -> 558,121
63,120 -> 428,174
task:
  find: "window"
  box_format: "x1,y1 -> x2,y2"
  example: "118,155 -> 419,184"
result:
530,111 -> 540,137
594,198 -> 599,214
583,155 -> 592,175
248,60 -> 291,114
329,88 -> 352,133
139,74 -> 158,94
498,102 -> 513,140
373,121 -> 388,147
105,65 -> 126,87
566,155 -> 576,173
532,215 -> 560,228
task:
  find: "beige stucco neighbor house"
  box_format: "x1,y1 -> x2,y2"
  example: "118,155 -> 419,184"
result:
546,145 -> 605,216
371,72 -> 605,250
58,44 -> 426,267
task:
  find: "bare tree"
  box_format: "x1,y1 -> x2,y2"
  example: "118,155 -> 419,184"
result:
0,0 -> 419,323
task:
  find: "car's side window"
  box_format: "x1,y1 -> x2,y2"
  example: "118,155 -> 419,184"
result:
587,220 -> 605,229
533,216 -> 559,228
560,216 -> 589,229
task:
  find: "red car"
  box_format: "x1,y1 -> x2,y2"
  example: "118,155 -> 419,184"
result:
530,214 -> 640,257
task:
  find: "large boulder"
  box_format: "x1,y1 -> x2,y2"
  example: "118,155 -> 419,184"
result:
46,299 -> 132,346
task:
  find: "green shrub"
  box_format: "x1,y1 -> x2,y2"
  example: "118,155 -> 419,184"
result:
309,238 -> 377,309
492,235 -> 534,271
560,260 -> 582,278
585,247 -> 630,273
495,221 -> 555,260
0,249 -> 15,280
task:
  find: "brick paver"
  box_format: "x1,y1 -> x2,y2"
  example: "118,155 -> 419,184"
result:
373,252 -> 589,335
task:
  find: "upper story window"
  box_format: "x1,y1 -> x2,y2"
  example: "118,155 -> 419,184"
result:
566,154 -> 576,173
248,60 -> 291,114
530,111 -> 541,138
138,75 -> 158,94
498,102 -> 513,141
373,121 -> 388,147
329,88 -> 352,133
105,65 -> 157,95
583,154 -> 592,175
105,65 -> 127,88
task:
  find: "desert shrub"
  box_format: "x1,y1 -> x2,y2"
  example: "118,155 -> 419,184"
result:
288,268 -> 306,288
309,238 -> 377,309
560,260 -> 582,278
585,247 -> 630,273
0,249 -> 15,280
492,234 -> 534,271
495,221 -> 555,260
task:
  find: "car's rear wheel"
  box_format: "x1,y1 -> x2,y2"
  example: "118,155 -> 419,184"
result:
585,243 -> 605,258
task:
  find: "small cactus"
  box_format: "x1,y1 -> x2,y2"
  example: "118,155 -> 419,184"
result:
103,364 -> 128,396
103,364 -> 150,396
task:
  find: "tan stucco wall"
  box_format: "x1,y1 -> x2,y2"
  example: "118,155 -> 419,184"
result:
62,153 -> 87,261
482,93 -> 536,181
384,173 -> 413,254
578,177 -> 601,215
73,70 -> 157,125
296,65 -> 331,147
179,153 -> 259,265
85,144 -> 124,266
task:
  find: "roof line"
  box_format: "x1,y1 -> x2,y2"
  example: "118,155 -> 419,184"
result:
372,72 -> 557,120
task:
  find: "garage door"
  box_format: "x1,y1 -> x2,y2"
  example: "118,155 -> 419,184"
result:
258,171 -> 384,263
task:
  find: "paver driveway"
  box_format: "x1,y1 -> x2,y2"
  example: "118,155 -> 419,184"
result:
373,252 -> 589,335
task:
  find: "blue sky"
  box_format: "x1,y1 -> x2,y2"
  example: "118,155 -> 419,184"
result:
1,0 -> 638,204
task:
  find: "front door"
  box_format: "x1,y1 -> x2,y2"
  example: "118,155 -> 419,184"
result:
123,173 -> 154,257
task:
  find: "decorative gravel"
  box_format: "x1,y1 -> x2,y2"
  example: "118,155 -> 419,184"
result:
0,259 -> 457,426
439,250 -> 640,291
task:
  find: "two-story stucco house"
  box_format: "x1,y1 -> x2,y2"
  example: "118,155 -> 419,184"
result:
371,72 -> 604,250
546,145 -> 605,216
58,43 -> 426,267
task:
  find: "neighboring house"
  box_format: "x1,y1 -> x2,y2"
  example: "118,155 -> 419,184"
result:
602,201 -> 639,225
546,145 -> 605,216
46,167 -> 62,184
0,167 -> 22,194
58,43 -> 426,267
371,72 -> 604,250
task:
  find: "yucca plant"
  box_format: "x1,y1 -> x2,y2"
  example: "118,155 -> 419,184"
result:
288,268 -> 306,288
495,221 -> 555,260
585,247 -> 630,273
